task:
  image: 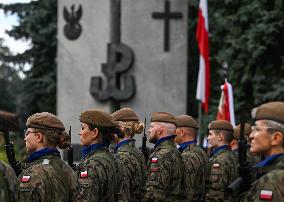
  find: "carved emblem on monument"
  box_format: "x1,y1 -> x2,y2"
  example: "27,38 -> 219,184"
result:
63,4 -> 82,40
90,43 -> 136,101
152,0 -> 183,52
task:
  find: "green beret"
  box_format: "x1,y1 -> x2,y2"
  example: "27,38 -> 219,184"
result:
80,109 -> 118,128
234,123 -> 252,140
175,115 -> 199,129
111,108 -> 139,121
151,112 -> 177,126
252,101 -> 284,124
26,112 -> 65,131
208,120 -> 233,132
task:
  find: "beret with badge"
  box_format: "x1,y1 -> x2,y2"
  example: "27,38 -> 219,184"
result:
80,109 -> 118,128
208,120 -> 233,132
252,101 -> 284,124
111,108 -> 139,121
175,115 -> 199,129
151,112 -> 177,126
26,112 -> 65,131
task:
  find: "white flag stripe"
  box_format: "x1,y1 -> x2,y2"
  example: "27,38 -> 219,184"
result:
227,82 -> 236,127
196,55 -> 205,102
200,0 -> 209,30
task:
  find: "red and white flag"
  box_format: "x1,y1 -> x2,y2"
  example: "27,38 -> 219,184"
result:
196,0 -> 210,113
216,80 -> 236,127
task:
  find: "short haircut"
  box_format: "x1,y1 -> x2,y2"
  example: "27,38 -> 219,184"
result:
156,122 -> 176,134
263,120 -> 284,147
214,129 -> 234,144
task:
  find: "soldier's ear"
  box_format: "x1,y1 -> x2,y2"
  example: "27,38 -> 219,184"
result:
270,131 -> 283,146
35,132 -> 44,143
92,128 -> 99,140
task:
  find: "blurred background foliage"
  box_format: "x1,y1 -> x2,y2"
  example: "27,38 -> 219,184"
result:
0,0 -> 283,159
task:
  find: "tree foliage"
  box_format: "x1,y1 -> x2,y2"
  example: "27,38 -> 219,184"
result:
0,0 -> 57,118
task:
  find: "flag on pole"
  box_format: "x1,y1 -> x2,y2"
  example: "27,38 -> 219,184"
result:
216,80 -> 236,127
196,0 -> 210,113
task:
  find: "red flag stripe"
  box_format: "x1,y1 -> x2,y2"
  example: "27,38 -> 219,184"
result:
196,0 -> 210,113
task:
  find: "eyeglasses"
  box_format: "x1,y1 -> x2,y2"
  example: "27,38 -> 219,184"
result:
251,126 -> 276,133
24,130 -> 36,137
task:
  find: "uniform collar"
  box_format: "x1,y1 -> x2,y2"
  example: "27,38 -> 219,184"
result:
211,145 -> 229,156
114,139 -> 135,153
154,135 -> 176,148
177,140 -> 197,152
27,147 -> 59,163
254,153 -> 284,168
82,143 -> 107,159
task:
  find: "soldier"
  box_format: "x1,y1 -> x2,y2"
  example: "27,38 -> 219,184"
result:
112,108 -> 146,201
0,160 -> 18,201
77,109 -> 122,201
143,112 -> 186,201
231,123 -> 260,166
243,102 -> 284,201
205,120 -> 238,201
175,115 -> 208,201
18,112 -> 79,201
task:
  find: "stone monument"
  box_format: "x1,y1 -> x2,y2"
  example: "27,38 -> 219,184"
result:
57,0 -> 188,160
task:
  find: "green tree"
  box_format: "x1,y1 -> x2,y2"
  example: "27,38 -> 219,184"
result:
0,0 -> 57,117
0,39 -> 22,113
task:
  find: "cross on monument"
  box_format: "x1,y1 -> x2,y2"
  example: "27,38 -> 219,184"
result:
152,0 -> 183,52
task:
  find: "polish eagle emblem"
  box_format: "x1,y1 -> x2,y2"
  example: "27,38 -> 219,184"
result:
63,4 -> 82,40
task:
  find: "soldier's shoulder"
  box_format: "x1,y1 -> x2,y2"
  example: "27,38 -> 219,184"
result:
212,150 -> 233,163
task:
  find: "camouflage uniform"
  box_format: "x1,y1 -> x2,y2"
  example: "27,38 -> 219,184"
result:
18,149 -> 79,202
178,141 -> 208,201
242,154 -> 284,201
114,139 -> 146,201
205,145 -> 238,202
0,160 -> 18,202
77,144 -> 120,202
144,136 -> 186,201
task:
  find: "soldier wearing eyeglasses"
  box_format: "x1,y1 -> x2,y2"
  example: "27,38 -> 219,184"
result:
19,112 -> 80,202
243,102 -> 284,201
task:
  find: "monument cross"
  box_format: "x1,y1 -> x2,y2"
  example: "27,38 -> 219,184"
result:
152,0 -> 183,52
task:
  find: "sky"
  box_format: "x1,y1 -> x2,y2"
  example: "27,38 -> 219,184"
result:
0,0 -> 32,54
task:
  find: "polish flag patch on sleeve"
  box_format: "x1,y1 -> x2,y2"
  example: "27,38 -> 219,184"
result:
80,171 -> 88,178
213,163 -> 220,168
21,176 -> 31,182
151,157 -> 158,163
259,190 -> 273,200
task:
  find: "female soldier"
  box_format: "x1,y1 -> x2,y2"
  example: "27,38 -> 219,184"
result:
77,109 -> 124,201
18,112 -> 79,201
112,108 -> 146,201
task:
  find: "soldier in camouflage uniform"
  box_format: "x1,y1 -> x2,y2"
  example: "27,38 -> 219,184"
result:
18,112 -> 80,202
174,115 -> 208,201
231,123 -> 260,166
205,120 -> 238,201
144,112 -> 186,201
112,108 -> 147,201
0,160 -> 18,201
242,102 -> 284,201
77,109 -> 127,201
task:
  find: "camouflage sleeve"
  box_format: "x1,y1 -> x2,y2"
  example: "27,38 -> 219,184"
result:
66,166 -> 81,202
115,156 -> 131,202
18,166 -> 52,202
205,159 -> 227,201
144,154 -> 173,201
183,152 -> 199,200
243,170 -> 284,202
77,161 -> 107,202
0,161 -> 18,202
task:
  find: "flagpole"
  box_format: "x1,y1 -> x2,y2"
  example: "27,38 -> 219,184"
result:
198,100 -> 202,146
